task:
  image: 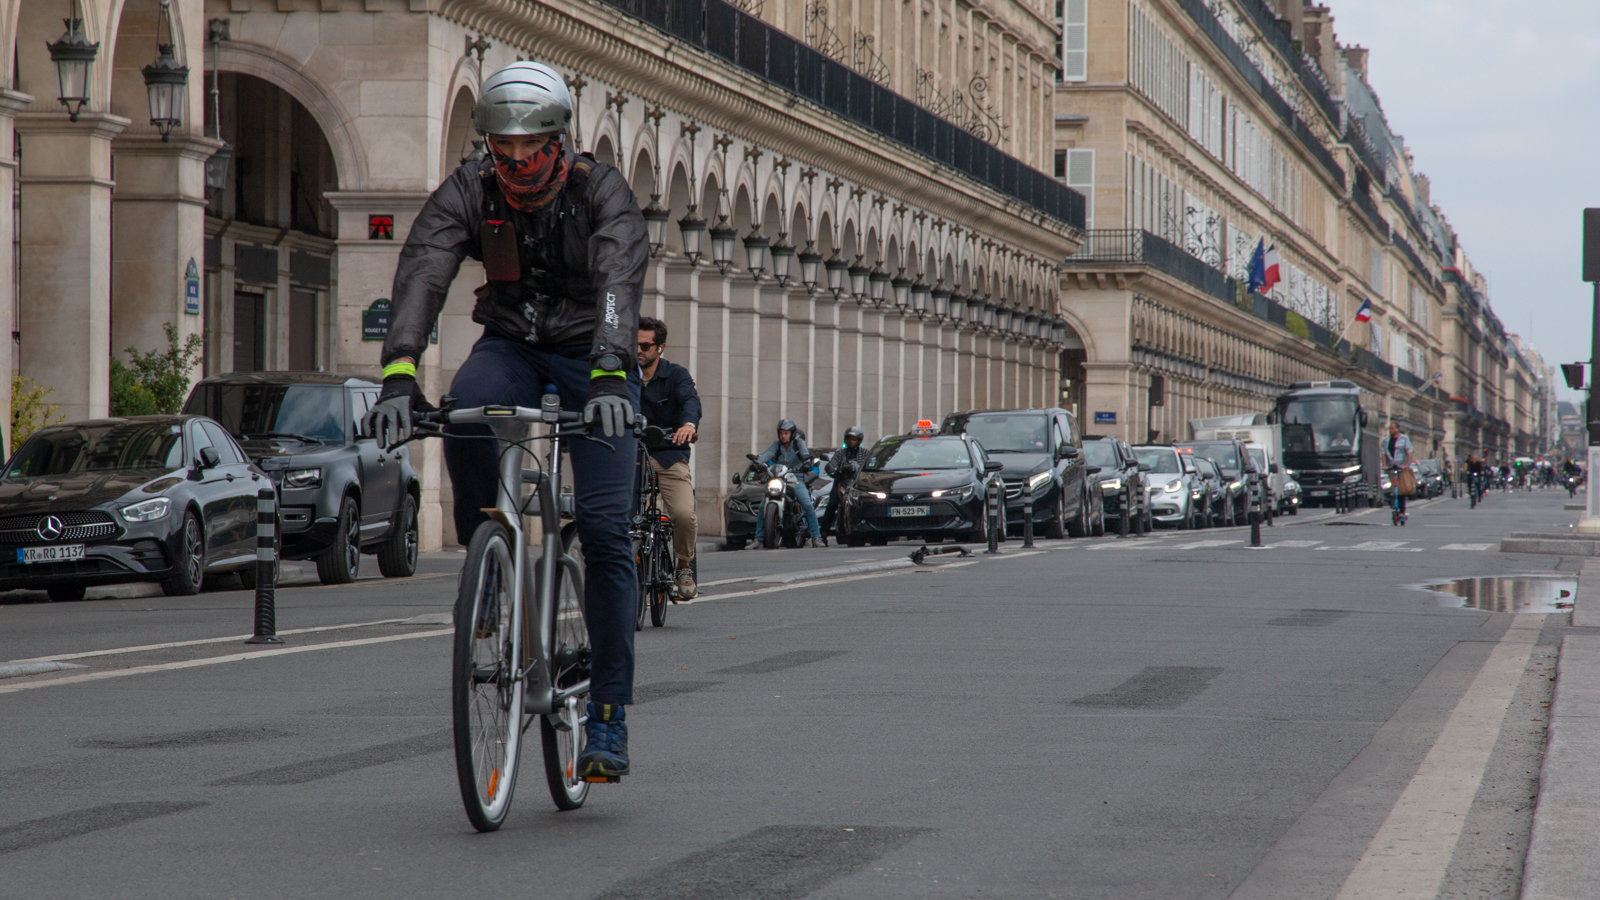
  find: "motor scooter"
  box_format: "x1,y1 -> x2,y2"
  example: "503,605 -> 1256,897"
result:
745,453 -> 825,549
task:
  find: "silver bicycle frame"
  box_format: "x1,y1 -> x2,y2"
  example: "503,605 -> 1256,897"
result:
452,404 -> 588,717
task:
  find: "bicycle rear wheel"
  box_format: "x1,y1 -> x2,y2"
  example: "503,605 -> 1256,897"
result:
541,523 -> 591,810
650,525 -> 673,627
632,534 -> 648,632
452,520 -> 523,832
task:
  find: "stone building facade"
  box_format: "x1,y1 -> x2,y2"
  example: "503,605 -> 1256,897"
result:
1050,0 -> 1547,457
0,0 -> 1085,549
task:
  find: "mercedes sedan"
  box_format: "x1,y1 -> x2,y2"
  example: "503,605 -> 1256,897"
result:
0,416 -> 269,601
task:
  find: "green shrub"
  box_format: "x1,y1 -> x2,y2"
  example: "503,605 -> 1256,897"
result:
109,359 -> 160,416
12,375 -> 64,446
1285,310 -> 1310,340
119,322 -> 205,415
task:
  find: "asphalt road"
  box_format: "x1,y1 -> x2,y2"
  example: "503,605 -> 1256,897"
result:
0,487 -> 1583,899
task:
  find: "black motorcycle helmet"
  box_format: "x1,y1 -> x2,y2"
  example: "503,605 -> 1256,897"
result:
778,418 -> 797,438
843,426 -> 864,448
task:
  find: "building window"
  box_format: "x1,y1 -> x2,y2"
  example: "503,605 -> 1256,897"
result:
1055,149 -> 1067,179
1066,148 -> 1095,228
1062,0 -> 1087,82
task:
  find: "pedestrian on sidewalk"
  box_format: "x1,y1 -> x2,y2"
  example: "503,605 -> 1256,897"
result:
637,316 -> 702,600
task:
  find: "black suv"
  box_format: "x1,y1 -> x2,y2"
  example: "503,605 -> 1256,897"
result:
183,373 -> 421,584
940,408 -> 1099,538
1175,439 -> 1262,527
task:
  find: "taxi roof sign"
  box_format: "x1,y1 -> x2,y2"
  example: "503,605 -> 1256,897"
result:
912,419 -> 937,435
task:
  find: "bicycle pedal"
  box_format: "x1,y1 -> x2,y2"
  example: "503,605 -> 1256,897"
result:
584,775 -> 622,784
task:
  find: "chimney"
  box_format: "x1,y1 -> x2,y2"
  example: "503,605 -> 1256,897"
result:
1342,45 -> 1369,79
1415,174 -> 1431,207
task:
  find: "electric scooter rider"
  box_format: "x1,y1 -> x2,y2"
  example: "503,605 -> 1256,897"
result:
750,419 -> 824,548
363,62 -> 644,782
817,426 -> 867,542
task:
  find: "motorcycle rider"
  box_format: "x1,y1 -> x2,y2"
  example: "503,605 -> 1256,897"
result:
818,426 -> 867,542
751,419 -> 824,548
362,62 -> 643,782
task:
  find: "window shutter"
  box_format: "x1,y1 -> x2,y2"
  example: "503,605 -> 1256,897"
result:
1062,0 -> 1088,82
1066,148 -> 1095,228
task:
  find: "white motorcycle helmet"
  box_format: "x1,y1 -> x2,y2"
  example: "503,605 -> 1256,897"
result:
472,61 -> 572,137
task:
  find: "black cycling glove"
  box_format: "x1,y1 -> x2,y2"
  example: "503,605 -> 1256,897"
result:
365,373 -> 435,449
582,374 -> 635,438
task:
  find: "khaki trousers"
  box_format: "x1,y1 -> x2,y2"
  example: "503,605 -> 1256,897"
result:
650,458 -> 697,566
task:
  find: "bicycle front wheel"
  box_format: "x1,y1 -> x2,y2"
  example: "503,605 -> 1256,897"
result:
542,523 -> 591,810
650,528 -> 673,628
452,520 -> 524,832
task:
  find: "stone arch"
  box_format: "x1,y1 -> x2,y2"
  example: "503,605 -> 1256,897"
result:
761,193 -> 782,238
663,161 -> 692,256
442,85 -> 478,181
817,211 -> 835,257
629,146 -> 657,207
592,134 -> 616,167
885,235 -> 900,275
216,42 -> 367,189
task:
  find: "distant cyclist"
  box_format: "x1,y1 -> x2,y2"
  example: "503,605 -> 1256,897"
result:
636,315 -> 702,599
364,62 -> 644,782
1382,420 -> 1415,523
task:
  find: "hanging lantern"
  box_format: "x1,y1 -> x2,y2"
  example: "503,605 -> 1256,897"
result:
798,241 -> 823,291
642,196 -> 671,258
997,308 -> 1014,334
205,143 -> 233,193
911,277 -> 932,316
948,291 -> 967,325
825,251 -> 850,298
770,237 -> 795,286
868,264 -> 891,306
931,282 -> 951,320
142,3 -> 187,142
48,4 -> 99,123
677,208 -> 707,265
891,271 -> 913,310
1053,319 -> 1068,344
743,227 -> 769,278
848,257 -> 870,300
710,216 -> 738,274
1025,314 -> 1040,339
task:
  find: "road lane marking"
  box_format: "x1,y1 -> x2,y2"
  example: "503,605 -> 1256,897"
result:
1340,540 -> 1423,552
4,618 -> 418,665
1172,539 -> 1243,550
1440,543 -> 1495,551
1268,540 -> 1323,548
0,629 -> 452,696
1332,614 -> 1544,900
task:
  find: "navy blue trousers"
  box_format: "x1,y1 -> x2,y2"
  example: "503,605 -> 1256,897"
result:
444,332 -> 641,705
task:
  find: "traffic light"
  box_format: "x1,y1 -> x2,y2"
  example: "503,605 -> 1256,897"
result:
1563,363 -> 1586,391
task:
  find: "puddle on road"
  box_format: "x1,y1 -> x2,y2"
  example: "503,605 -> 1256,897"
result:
1421,575 -> 1575,613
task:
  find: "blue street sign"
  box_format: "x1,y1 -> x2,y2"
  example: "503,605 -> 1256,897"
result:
184,258 -> 200,315
1094,411 -> 1117,424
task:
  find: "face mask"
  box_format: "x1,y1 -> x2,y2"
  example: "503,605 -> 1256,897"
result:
491,137 -> 569,212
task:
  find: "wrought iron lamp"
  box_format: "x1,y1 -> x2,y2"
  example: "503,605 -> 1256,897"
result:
709,215 -> 738,274
142,1 -> 187,141
677,208 -> 707,265
641,196 -> 671,257
798,241 -> 822,291
49,1 -> 99,122
826,251 -> 850,298
743,227 -> 769,278
848,257 -> 870,301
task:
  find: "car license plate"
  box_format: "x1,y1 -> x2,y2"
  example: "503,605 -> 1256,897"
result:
889,505 -> 930,518
18,544 -> 85,564
1309,490 -> 1328,497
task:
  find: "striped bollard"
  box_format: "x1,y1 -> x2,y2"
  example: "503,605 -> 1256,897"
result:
1021,482 -> 1036,548
245,486 -> 283,645
985,482 -> 1001,555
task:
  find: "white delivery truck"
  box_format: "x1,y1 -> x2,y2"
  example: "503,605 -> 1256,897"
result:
1187,413 -> 1299,515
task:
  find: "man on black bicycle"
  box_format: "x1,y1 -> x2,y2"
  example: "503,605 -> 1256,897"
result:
364,62 -> 644,782
637,315 -> 701,599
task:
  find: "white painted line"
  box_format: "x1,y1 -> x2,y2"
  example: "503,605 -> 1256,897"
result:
1269,540 -> 1323,548
1172,539 -> 1243,550
689,569 -> 913,603
1440,543 -> 1495,552
754,559 -> 914,583
0,629 -> 453,696
4,618 -> 414,665
1343,540 -> 1423,552
1333,614 -> 1543,899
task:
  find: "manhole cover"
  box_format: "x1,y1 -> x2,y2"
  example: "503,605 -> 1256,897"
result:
1419,575 -> 1575,613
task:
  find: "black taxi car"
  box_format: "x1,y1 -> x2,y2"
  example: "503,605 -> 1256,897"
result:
184,372 -> 421,584
838,421 -> 1005,546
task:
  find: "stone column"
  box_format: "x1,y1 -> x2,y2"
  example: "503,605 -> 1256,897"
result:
0,90 -> 32,452
16,112 -> 130,422
811,291 -> 840,444
836,301 -> 862,438
110,134 -> 221,366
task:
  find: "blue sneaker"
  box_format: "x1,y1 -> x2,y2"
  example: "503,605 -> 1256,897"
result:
577,702 -> 629,780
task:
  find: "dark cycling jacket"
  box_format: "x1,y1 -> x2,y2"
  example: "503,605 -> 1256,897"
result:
381,151 -> 647,372
825,445 -> 867,478
640,358 -> 701,468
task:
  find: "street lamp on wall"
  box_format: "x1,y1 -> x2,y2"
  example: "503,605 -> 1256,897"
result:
677,208 -> 707,265
797,241 -> 822,292
891,271 -> 912,311
743,227 -> 769,278
709,215 -> 738,274
848,257 -> 870,301
868,264 -> 890,306
948,291 -> 967,325
49,1 -> 100,122
826,251 -> 850,299
770,236 -> 794,286
910,277 -> 931,317
141,0 -> 188,141
641,196 -> 671,257
931,282 -> 951,320
204,19 -> 231,196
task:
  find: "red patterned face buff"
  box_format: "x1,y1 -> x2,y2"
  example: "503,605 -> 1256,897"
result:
491,137 -> 568,213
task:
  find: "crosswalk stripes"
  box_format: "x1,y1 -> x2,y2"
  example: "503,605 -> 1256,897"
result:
1171,539 -> 1243,550
1326,540 -> 1423,552
1268,540 -> 1322,548
1439,543 -> 1495,551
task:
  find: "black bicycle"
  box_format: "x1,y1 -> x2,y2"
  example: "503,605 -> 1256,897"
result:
632,428 -> 677,630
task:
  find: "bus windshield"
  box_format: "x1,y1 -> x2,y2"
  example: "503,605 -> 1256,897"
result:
1280,398 -> 1358,454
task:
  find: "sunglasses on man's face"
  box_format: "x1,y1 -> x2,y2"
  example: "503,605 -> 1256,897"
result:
638,342 -> 660,352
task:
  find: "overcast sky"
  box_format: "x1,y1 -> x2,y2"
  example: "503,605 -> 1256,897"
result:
1325,0 -> 1600,403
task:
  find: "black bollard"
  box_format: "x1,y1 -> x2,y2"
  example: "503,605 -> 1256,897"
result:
1022,482 -> 1036,548
986,482 -> 1001,554
245,487 -> 283,645
1118,490 -> 1129,538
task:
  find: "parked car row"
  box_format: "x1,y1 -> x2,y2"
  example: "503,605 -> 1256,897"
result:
0,371 -> 422,602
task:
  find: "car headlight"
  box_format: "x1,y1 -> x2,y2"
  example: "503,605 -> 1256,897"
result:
1381,477 -> 1392,489
931,485 -> 975,501
120,497 -> 171,522
1163,481 -> 1182,493
1100,478 -> 1122,491
1229,480 -> 1242,490
1191,490 -> 1203,499
1343,473 -> 1362,484
1026,471 -> 1052,490
282,467 -> 322,490
871,491 -> 887,499
1340,465 -> 1362,474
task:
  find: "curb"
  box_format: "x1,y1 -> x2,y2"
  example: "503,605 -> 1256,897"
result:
1522,633 -> 1600,899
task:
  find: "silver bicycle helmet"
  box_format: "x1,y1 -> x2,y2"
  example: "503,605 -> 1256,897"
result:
472,61 -> 572,137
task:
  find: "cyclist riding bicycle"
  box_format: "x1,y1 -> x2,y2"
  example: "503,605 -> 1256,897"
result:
1382,420 -> 1415,523
364,61 -> 644,782
636,315 -> 702,599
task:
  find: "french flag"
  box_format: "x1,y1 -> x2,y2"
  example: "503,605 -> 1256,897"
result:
1353,298 -> 1374,323
1261,244 -> 1281,292
1246,238 -> 1282,294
